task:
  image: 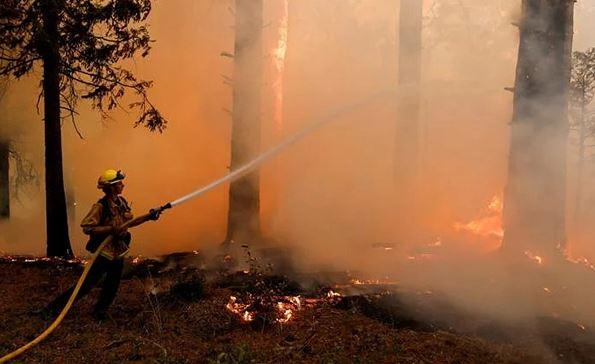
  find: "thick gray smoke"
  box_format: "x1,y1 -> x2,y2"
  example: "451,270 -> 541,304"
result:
1,0 -> 594,330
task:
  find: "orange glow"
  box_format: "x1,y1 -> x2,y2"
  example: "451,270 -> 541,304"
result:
326,290 -> 342,298
225,295 -> 303,324
350,278 -> 398,286
566,256 -> 595,271
272,0 -> 288,132
276,296 -> 301,323
1,256 -> 85,265
427,237 -> 443,247
277,302 -> 293,323
559,245 -> 595,271
524,251 -> 543,265
225,296 -> 255,322
406,253 -> 435,261
454,194 -> 504,248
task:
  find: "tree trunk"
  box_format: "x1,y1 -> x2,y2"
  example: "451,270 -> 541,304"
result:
42,0 -> 72,257
395,0 -> 422,182
0,140 -> 9,219
572,96 -> 587,244
502,0 -> 574,260
225,0 -> 263,244
394,0 -> 423,235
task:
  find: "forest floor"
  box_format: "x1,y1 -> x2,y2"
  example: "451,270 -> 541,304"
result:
0,254 -> 593,364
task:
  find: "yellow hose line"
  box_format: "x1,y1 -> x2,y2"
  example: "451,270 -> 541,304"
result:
0,214 -> 147,363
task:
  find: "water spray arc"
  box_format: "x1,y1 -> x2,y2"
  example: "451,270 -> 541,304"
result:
170,90 -> 392,207
0,90 -> 393,363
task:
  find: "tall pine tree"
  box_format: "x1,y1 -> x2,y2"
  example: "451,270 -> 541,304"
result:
0,0 -> 166,256
503,0 -> 574,260
225,0 -> 263,245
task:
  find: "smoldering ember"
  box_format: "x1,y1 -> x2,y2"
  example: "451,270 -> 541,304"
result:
1,1 -> 595,363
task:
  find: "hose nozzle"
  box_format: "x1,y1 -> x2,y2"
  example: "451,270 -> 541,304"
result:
149,203 -> 172,221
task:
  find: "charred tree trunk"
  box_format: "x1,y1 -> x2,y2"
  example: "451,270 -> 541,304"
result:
0,140 -> 9,219
502,0 -> 574,260
225,0 -> 263,244
41,0 -> 72,257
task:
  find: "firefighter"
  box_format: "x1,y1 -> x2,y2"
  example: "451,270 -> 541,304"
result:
44,169 -> 161,320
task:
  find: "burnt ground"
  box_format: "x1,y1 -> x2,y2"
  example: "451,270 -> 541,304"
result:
0,254 -> 592,364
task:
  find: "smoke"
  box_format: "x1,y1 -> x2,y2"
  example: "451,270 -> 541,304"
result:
265,0 -> 595,330
1,0 -> 236,255
269,0 -> 518,269
1,0 -> 595,330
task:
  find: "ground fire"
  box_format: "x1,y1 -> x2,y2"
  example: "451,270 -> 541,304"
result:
453,194 -> 504,248
2,1 -> 595,363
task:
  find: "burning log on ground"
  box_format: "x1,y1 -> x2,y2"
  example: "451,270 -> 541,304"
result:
225,294 -> 304,328
218,268 -> 306,329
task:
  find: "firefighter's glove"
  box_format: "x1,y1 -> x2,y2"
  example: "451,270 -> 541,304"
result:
148,208 -> 161,221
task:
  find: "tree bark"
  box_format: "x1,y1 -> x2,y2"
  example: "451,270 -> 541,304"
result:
0,140 -> 9,219
41,0 -> 72,257
225,0 -> 263,244
502,0 -> 574,260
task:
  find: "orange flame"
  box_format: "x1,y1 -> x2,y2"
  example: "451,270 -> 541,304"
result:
277,296 -> 301,323
566,256 -> 595,271
577,323 -> 587,331
1,256 -> 86,265
225,296 -> 255,322
454,194 -> 504,248
524,251 -> 543,265
277,302 -> 293,323
225,295 -> 303,324
272,0 -> 288,132
350,278 -> 398,286
559,245 -> 595,271
326,290 -> 342,298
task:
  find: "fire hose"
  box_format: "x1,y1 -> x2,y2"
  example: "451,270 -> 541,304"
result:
0,212 -> 161,364
0,89 -> 392,363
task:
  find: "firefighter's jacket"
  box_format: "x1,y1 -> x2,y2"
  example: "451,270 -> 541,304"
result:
81,196 -> 133,260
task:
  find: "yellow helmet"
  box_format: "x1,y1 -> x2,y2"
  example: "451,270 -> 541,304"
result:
97,169 -> 125,188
